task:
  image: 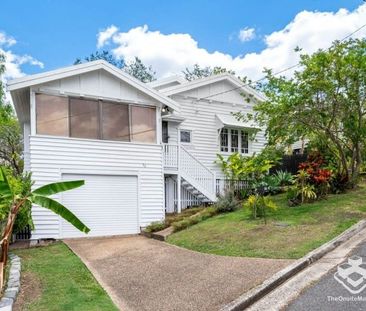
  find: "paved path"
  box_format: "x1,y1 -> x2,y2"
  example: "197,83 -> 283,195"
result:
65,236 -> 292,311
287,240 -> 366,311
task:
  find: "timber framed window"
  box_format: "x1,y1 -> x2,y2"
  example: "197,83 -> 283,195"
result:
180,130 -> 192,143
220,127 -> 249,154
35,93 -> 156,143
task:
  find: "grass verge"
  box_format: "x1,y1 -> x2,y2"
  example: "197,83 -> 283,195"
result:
167,183 -> 366,259
12,242 -> 118,311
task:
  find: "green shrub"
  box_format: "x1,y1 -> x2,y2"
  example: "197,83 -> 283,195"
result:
215,191 -> 240,213
172,206 -> 219,232
144,221 -> 167,233
273,170 -> 294,186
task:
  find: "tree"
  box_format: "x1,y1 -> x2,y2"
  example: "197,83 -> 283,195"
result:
75,52 -> 156,82
74,50 -> 124,68
0,54 -> 23,175
124,57 -> 156,83
182,64 -> 236,81
251,38 -> 366,185
0,166 -> 89,288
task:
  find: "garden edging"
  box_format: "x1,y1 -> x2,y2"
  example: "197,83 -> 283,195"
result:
0,254 -> 21,311
220,219 -> 366,311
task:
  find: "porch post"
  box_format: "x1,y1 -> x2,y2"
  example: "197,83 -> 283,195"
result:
177,174 -> 181,213
177,126 -> 182,213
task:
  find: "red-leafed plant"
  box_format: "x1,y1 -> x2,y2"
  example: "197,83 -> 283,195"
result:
298,153 -> 332,197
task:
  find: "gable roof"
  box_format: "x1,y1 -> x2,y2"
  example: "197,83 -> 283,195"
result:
160,73 -> 266,102
148,75 -> 186,90
7,60 -> 180,113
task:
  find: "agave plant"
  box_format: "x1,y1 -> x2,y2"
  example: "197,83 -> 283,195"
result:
273,170 -> 294,186
0,166 -> 89,288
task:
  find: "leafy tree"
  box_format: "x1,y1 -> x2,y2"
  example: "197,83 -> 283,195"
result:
75,52 -> 156,82
182,64 -> 236,81
74,50 -> 124,68
124,57 -> 156,83
249,38 -> 366,185
0,166 -> 89,287
0,54 -> 23,175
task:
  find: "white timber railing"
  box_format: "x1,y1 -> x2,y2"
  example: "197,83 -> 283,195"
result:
163,144 -> 216,200
163,144 -> 179,170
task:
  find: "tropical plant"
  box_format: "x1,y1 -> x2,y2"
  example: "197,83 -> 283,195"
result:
216,152 -> 275,181
273,170 -> 294,186
295,170 -> 317,203
0,166 -> 89,288
215,191 -> 240,213
243,194 -> 277,223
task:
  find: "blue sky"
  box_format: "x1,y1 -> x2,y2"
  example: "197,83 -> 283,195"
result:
1,0 -> 365,79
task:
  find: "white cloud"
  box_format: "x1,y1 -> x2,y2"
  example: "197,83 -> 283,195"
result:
97,25 -> 118,48
238,27 -> 256,42
98,4 -> 366,80
0,31 -> 44,81
0,32 -> 16,47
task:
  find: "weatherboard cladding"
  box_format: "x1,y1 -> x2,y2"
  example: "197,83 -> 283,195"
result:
169,83 -> 266,179
29,136 -> 164,239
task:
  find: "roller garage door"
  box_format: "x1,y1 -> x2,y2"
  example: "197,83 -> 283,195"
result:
61,174 -> 139,238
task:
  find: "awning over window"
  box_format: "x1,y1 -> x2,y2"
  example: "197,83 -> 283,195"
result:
215,114 -> 259,130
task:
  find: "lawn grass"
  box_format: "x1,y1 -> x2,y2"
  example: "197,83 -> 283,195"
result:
13,242 -> 118,311
167,183 -> 366,259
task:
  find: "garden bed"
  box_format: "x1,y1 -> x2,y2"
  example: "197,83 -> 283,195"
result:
167,183 -> 366,259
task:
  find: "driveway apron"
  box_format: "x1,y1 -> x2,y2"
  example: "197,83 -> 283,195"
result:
65,236 -> 293,311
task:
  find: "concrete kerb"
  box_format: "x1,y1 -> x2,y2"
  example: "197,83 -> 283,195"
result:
0,254 -> 22,311
220,219 -> 366,311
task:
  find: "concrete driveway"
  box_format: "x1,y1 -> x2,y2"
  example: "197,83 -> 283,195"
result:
65,236 -> 293,311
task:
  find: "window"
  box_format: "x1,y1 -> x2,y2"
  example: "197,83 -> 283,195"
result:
220,128 -> 249,154
36,94 -> 69,136
231,129 -> 238,152
220,128 -> 228,152
35,94 -> 157,144
241,130 -> 249,154
131,105 -> 156,143
180,130 -> 191,143
101,101 -> 129,141
70,98 -> 99,139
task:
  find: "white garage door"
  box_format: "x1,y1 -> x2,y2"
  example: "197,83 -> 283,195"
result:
61,174 -> 139,238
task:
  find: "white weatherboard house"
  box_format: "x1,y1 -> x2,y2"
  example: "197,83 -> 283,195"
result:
8,60 -> 267,239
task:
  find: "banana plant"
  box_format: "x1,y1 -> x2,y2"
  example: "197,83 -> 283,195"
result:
0,166 -> 89,287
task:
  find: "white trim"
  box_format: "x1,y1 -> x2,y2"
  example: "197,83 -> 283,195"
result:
30,89 -> 36,136
219,127 -> 251,155
31,134 -> 161,147
180,129 -> 192,144
161,73 -> 266,102
148,75 -> 186,88
7,60 -> 180,113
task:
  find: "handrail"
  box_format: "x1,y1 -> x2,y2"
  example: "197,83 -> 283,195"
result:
163,143 -> 216,199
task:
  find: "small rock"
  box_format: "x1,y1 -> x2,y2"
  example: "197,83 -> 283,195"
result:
7,281 -> 20,288
4,289 -> 17,300
274,222 -> 290,227
0,298 -> 12,307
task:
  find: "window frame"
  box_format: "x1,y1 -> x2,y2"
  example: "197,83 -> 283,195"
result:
180,129 -> 192,144
35,93 -> 158,144
220,127 -> 250,154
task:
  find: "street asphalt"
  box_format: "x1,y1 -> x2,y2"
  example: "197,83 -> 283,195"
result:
286,241 -> 366,311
